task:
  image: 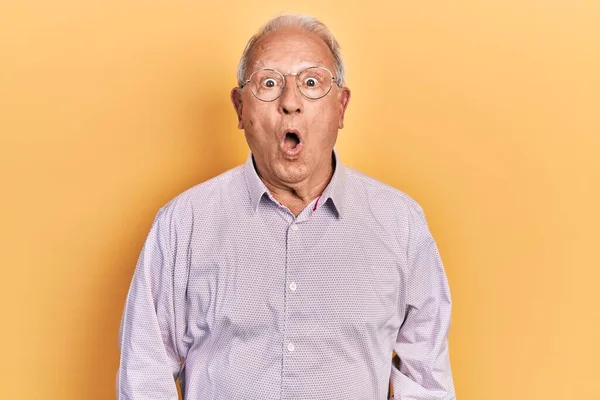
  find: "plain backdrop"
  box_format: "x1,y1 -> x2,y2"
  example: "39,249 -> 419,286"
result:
1,1 -> 599,399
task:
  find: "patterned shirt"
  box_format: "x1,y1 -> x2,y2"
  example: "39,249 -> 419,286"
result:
117,151 -> 455,399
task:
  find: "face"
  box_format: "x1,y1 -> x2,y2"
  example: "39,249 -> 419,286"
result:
231,27 -> 351,188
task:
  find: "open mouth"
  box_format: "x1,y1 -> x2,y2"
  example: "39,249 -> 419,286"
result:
282,130 -> 303,155
284,132 -> 301,149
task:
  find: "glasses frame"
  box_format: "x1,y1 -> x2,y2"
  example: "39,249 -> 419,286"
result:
241,66 -> 339,102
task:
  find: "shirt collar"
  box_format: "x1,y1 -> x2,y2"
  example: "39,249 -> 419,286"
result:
242,149 -> 346,218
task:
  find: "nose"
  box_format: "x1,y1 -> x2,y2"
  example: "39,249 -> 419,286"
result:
278,75 -> 303,115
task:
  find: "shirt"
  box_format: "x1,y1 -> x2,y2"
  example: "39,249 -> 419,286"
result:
117,151 -> 455,400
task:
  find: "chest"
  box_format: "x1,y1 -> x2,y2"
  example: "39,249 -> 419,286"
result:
184,215 -> 404,340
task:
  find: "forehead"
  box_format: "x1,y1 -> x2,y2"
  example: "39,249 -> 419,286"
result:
248,27 -> 335,72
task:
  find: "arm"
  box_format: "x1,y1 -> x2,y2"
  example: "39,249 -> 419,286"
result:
390,203 -> 456,399
117,207 -> 183,400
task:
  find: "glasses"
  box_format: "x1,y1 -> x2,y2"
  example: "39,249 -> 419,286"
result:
241,66 -> 338,102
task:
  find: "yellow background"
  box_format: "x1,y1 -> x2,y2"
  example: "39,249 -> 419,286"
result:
1,1 -> 599,399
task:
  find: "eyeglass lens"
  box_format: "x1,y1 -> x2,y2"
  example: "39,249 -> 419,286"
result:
248,67 -> 333,101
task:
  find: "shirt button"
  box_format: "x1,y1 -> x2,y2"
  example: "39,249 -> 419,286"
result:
287,342 -> 295,352
289,282 -> 297,291
290,224 -> 298,231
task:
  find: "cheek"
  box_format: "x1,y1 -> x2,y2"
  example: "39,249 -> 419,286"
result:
311,100 -> 339,127
243,109 -> 260,130
244,104 -> 273,129
244,109 -> 278,146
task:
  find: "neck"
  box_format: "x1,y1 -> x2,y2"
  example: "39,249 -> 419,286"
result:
258,155 -> 335,217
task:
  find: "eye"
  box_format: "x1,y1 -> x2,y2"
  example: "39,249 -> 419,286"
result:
263,78 -> 278,88
304,77 -> 318,87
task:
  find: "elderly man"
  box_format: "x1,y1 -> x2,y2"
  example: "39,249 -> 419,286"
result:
117,14 -> 455,400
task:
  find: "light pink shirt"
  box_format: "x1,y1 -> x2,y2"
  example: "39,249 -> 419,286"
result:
117,152 -> 455,399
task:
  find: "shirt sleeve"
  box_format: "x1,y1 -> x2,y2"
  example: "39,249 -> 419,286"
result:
117,207 -> 183,400
390,202 -> 456,399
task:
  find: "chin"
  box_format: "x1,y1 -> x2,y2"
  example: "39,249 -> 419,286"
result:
274,161 -> 309,184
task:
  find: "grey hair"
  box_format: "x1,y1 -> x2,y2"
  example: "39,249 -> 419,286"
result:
236,14 -> 346,88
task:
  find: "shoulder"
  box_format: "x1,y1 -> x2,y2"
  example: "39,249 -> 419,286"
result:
342,166 -> 427,225
154,164 -> 247,225
340,166 -> 434,262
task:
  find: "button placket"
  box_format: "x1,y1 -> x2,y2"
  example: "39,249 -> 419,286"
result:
282,219 -> 302,392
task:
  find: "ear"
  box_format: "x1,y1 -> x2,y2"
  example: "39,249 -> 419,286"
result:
230,87 -> 244,130
337,87 -> 351,129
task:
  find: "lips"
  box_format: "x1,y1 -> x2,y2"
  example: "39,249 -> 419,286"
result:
280,128 -> 303,157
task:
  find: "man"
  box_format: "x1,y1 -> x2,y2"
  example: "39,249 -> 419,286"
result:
117,14 -> 455,400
